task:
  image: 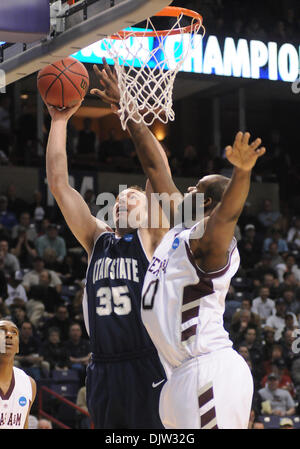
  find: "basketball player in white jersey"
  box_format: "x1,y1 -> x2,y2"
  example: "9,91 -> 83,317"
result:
136,132 -> 266,429
0,320 -> 36,429
92,64 -> 266,428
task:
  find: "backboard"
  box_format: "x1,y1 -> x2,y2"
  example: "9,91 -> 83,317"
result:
0,0 -> 172,87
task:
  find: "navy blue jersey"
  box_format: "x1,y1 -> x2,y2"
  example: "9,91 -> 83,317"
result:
84,230 -> 156,355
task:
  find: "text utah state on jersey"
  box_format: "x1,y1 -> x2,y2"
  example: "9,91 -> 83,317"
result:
92,256 -> 140,283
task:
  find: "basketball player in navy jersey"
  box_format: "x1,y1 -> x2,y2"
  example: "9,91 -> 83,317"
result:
44,65 -> 171,428
0,320 -> 36,429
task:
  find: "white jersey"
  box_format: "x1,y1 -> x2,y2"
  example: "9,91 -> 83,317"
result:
0,367 -> 32,429
141,225 -> 240,375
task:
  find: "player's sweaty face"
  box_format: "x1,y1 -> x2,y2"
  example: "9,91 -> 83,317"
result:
0,321 -> 19,356
113,189 -> 147,229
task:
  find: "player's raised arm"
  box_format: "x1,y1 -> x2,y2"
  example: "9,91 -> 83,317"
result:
46,104 -> 110,257
191,132 -> 266,273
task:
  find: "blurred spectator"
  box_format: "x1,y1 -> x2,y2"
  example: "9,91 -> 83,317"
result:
258,373 -> 295,417
261,358 -> 295,398
287,216 -> 300,251
76,385 -> 91,429
11,211 -> 37,242
240,327 -> 263,379
37,419 -> 53,429
6,184 -> 29,220
238,202 -> 261,234
232,298 -> 261,329
0,195 -> 18,230
64,323 -> 91,386
251,286 -> 275,325
40,327 -> 70,372
263,229 -> 289,254
258,199 -> 281,231
14,320 -> 49,380
11,227 -> 37,268
262,272 -> 280,299
98,128 -> 125,165
276,254 -> 300,283
230,309 -> 261,348
181,145 -> 202,177
77,118 -> 96,156
223,287 -> 242,332
35,224 -> 66,264
280,329 -> 298,371
279,272 -> 299,296
30,191 -> 47,225
281,289 -> 300,317
0,239 -> 20,273
59,253 -> 86,286
30,271 -> 63,315
22,257 -> 62,294
5,271 -> 28,307
279,417 -> 294,429
83,189 -> 99,217
261,327 -> 276,363
246,17 -> 267,41
42,305 -> 73,342
268,242 -> 284,269
265,298 -> 289,341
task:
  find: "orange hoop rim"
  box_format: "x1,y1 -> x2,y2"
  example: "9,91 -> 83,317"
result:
109,6 -> 204,40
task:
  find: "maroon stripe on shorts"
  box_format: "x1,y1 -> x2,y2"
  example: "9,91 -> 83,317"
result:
198,387 -> 214,408
181,324 -> 197,342
201,408 -> 216,428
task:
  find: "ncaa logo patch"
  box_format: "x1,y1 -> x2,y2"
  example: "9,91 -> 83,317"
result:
19,396 -> 27,407
124,234 -> 133,242
172,238 -> 180,250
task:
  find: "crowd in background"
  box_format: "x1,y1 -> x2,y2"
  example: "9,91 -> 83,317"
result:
0,177 -> 300,428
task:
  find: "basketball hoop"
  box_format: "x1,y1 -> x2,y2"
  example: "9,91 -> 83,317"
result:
102,6 -> 205,130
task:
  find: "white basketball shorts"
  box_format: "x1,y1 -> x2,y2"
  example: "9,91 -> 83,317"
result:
159,347 -> 254,429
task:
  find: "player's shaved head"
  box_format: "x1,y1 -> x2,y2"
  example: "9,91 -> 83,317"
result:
198,175 -> 230,211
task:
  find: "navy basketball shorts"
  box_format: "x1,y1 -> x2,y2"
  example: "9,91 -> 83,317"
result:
86,350 -> 166,429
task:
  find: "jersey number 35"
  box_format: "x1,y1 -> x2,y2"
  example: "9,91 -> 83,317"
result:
96,286 -> 132,316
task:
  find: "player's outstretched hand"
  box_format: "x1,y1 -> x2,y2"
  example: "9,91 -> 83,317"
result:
46,101 -> 83,122
90,58 -> 120,107
225,132 -> 266,171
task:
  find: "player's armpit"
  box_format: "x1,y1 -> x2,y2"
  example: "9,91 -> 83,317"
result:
24,377 -> 37,429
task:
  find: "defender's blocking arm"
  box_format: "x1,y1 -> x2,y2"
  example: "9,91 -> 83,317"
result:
191,132 -> 266,273
91,60 -> 182,226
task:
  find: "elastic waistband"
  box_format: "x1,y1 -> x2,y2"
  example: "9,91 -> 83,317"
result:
91,347 -> 157,363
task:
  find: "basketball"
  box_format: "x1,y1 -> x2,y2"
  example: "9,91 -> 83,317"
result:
37,56 -> 89,109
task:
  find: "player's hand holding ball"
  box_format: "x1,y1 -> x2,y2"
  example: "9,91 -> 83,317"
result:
37,56 -> 89,119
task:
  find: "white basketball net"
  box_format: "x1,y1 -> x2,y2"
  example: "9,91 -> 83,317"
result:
102,13 -> 205,130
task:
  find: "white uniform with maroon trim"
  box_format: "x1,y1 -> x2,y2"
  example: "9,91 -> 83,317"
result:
141,224 -> 253,429
0,367 -> 32,429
